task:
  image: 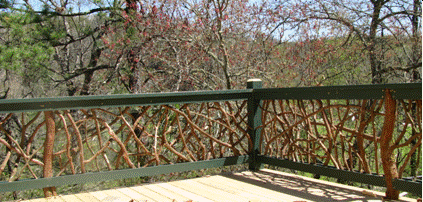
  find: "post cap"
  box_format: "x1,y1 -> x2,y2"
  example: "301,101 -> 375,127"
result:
247,78 -> 262,89
247,78 -> 262,82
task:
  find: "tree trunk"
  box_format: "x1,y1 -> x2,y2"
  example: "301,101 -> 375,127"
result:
369,0 -> 383,84
409,0 -> 421,179
43,111 -> 57,197
411,0 -> 421,82
80,71 -> 94,96
380,90 -> 399,200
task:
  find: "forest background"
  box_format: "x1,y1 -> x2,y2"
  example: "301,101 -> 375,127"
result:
0,0 -> 421,99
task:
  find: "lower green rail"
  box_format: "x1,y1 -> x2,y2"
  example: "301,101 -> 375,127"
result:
0,155 -> 250,192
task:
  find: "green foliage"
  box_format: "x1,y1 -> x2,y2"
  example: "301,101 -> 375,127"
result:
125,26 -> 136,39
0,42 -> 53,72
0,12 -> 54,80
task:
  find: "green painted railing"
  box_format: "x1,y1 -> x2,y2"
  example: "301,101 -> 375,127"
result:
0,80 -> 421,198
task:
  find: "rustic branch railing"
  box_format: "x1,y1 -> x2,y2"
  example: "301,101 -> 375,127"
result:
0,80 -> 421,199
250,81 -> 422,199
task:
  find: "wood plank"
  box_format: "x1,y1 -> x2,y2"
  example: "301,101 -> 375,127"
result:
92,188 -> 134,202
89,189 -> 116,201
57,195 -> 84,202
193,175 -> 276,202
233,171 -> 364,201
21,198 -> 48,202
201,175 -> 311,202
115,187 -> 155,202
157,183 -> 214,202
21,196 -> 66,202
210,175 -> 289,200
236,170 -> 375,200
230,171 -> 312,192
130,184 -> 177,202
168,178 -> 249,202
227,170 -> 389,202
143,183 -> 190,202
258,169 -> 417,202
72,192 -> 101,202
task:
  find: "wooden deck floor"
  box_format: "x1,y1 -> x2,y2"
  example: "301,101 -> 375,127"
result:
21,169 -> 415,202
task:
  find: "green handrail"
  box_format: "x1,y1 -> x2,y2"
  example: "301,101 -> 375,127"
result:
0,89 -> 252,113
254,83 -> 422,100
0,83 -> 419,114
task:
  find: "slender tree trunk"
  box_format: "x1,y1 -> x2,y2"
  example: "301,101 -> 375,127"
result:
215,0 -> 231,89
81,37 -> 102,96
409,0 -> 421,180
411,0 -> 421,82
380,90 -> 399,200
43,111 -> 57,197
128,48 -> 140,93
369,0 -> 383,84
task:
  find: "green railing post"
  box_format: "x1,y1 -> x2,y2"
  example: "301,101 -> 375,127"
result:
247,79 -> 263,171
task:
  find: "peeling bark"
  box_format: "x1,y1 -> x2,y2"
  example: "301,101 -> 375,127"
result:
42,111 -> 57,197
380,90 -> 399,200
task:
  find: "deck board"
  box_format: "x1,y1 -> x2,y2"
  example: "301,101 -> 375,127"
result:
144,184 -> 191,202
114,186 -> 154,202
129,186 -> 173,202
58,195 -> 84,202
92,189 -> 134,202
192,175 -> 292,202
20,169 -> 416,202
171,179 -> 249,202
72,192 -> 101,202
156,183 -> 214,202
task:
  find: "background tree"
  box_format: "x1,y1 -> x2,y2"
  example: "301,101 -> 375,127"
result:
274,0 -> 421,85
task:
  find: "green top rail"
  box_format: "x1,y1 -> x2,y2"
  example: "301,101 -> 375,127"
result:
254,83 -> 422,100
0,83 -> 420,114
0,89 -> 252,113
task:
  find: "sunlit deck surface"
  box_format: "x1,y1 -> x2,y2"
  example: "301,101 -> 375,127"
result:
22,169 -> 415,202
